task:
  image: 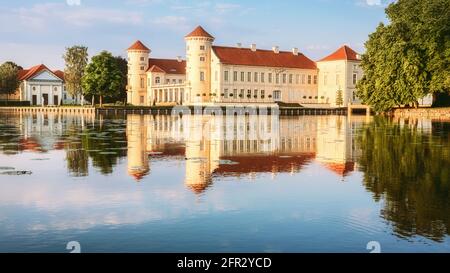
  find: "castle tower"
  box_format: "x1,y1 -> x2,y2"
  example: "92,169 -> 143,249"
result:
127,40 -> 150,106
185,26 -> 215,104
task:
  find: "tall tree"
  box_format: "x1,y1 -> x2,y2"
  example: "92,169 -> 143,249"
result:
113,55 -> 128,103
0,62 -> 21,101
63,46 -> 88,105
356,0 -> 450,112
81,51 -> 123,108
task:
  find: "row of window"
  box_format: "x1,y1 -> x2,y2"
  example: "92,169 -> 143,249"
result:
215,70 -> 317,85
195,89 -> 322,100
322,73 -> 359,86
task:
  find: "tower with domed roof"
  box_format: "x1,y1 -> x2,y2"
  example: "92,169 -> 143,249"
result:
127,40 -> 151,105
185,26 -> 215,104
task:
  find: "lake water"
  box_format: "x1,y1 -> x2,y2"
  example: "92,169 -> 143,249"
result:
0,111 -> 449,253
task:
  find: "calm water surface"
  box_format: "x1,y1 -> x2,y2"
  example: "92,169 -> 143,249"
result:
0,111 -> 449,253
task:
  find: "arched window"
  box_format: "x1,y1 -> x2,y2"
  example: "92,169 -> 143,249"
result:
155,77 -> 160,84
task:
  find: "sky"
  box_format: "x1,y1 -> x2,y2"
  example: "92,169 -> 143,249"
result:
0,0 -> 394,70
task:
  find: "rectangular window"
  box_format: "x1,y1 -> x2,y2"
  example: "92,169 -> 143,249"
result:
254,72 -> 258,83
336,74 -> 340,85
301,74 -> 306,84
353,73 -> 358,85
240,89 -> 244,98
172,79 -> 177,84
140,66 -> 145,71
247,72 -> 252,82
240,72 -> 244,82
254,89 -> 258,97
261,90 -> 265,98
224,88 -> 228,98
179,79 -> 183,84
261,72 -> 265,83
282,74 -> 287,84
200,57 -> 205,62
273,90 -> 281,100
200,71 -> 205,81
268,73 -> 272,83
233,71 -> 238,82
324,74 -> 328,85
233,89 -> 238,99
247,89 -> 251,98
308,75 -> 312,84
224,71 -> 229,82
276,74 -> 280,84
313,75 -> 317,84
140,78 -> 144,88
296,74 -> 299,84
166,79 -> 170,84
140,57 -> 145,61
200,45 -> 205,50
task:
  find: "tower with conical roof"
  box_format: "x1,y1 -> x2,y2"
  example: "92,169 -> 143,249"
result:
127,40 -> 151,105
185,26 -> 215,104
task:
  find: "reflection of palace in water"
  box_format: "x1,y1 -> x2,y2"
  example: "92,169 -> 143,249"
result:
126,114 -> 375,193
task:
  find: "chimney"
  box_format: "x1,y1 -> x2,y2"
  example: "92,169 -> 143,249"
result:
272,46 -> 279,54
177,56 -> 182,63
250,44 -> 257,52
292,47 -> 299,56
236,43 -> 242,49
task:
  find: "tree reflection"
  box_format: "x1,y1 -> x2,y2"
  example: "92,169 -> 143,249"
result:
356,117 -> 450,241
81,119 -> 127,175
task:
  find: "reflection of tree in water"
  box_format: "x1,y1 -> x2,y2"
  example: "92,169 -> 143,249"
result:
357,117 -> 450,241
63,118 -> 127,176
65,125 -> 89,177
81,120 -> 127,175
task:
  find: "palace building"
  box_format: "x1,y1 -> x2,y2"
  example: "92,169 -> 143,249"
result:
127,25 -> 366,108
5,64 -> 80,106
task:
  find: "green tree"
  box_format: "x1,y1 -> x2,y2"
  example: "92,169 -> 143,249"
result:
113,56 -> 128,103
335,89 -> 343,107
0,62 -> 21,101
356,0 -> 450,112
63,45 -> 89,105
81,51 -> 123,108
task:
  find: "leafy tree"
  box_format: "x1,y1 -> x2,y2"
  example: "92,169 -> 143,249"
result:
63,45 -> 88,105
81,51 -> 123,107
356,0 -> 450,112
112,56 -> 128,103
335,89 -> 343,107
0,62 -> 21,101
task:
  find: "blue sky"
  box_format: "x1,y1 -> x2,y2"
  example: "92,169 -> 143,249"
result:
0,0 -> 393,69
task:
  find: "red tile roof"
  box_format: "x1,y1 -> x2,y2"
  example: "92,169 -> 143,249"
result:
185,26 -> 214,39
212,46 -> 317,70
319,45 -> 360,62
18,64 -> 64,81
148,65 -> 166,73
53,70 -> 65,81
128,40 -> 150,51
147,58 -> 186,74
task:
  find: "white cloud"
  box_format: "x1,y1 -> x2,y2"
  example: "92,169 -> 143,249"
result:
0,3 -> 144,32
66,0 -> 81,6
366,0 -> 381,6
357,0 -> 394,7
